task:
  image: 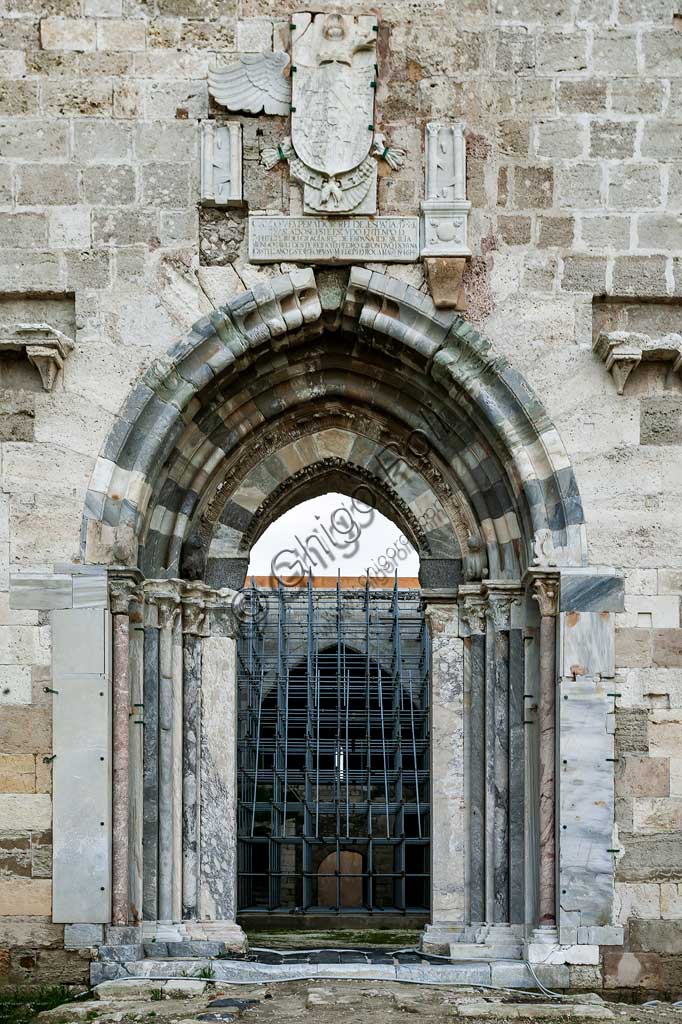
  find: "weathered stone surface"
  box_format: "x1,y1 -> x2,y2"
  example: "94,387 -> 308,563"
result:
618,832 -> 682,882
630,918 -> 682,954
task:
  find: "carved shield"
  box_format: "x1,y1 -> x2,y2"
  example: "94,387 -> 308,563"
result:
290,12 -> 377,178
292,64 -> 374,176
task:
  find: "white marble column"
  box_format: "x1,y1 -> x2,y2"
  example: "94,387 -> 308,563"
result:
421,594 -> 466,953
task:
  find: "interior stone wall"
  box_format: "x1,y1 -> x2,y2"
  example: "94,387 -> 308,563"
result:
0,0 -> 681,992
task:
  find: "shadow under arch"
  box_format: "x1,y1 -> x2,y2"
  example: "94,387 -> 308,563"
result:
82,266 -> 588,581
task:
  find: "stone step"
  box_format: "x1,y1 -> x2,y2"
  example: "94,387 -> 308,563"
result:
449,942 -> 524,960
90,956 -> 570,991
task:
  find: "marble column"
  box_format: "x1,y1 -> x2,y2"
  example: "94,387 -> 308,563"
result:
128,589 -> 145,925
421,593 -> 465,954
485,589 -> 512,925
181,582 -> 210,921
531,572 -> 560,937
187,590 -> 246,950
458,587 -> 487,926
144,580 -> 183,937
109,575 -> 140,927
142,596 -> 160,922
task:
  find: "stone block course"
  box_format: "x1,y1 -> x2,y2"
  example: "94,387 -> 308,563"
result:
536,31 -> 589,74
643,30 -> 682,75
609,78 -> 664,114
16,164 -> 79,206
0,877 -> 51,916
558,79 -> 608,113
558,163 -> 603,208
612,255 -> 668,295
0,707 -> 51,755
40,18 -> 97,52
590,121 -> 637,159
592,32 -> 639,75
561,256 -> 607,293
0,80 -> 38,116
512,166 -> 554,208
41,80 -> 113,117
96,18 -> 147,51
0,754 -> 36,793
81,164 -> 136,205
616,754 -> 669,797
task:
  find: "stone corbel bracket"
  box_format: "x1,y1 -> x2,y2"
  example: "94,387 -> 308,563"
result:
421,122 -> 471,311
0,322 -> 75,392
594,329 -> 682,395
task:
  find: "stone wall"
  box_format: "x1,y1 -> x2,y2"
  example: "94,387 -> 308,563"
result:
0,0 -> 681,990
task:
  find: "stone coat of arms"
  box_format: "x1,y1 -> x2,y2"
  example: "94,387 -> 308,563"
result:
209,11 -> 405,215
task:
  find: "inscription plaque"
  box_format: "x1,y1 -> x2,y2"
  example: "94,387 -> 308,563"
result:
248,216 -> 420,264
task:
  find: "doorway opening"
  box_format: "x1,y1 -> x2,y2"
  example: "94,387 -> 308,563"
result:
236,575 -> 430,925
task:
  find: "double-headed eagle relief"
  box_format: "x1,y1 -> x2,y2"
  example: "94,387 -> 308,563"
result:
208,12 -> 405,215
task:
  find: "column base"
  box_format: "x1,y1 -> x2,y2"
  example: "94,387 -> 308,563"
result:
142,920 -> 190,942
186,920 -> 248,952
422,922 -> 525,959
421,921 -> 467,955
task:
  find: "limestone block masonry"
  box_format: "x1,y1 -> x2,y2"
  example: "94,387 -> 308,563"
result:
0,0 -> 681,997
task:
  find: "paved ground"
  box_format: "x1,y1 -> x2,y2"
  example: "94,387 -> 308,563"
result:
33,979 -> 682,1024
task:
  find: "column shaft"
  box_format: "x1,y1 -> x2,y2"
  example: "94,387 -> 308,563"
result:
182,632 -> 201,919
531,574 -> 560,930
111,609 -> 130,926
157,601 -> 177,922
428,601 -> 465,925
142,620 -> 159,921
538,612 -> 556,926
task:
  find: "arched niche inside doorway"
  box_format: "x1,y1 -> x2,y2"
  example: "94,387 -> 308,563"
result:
63,266 -> 619,965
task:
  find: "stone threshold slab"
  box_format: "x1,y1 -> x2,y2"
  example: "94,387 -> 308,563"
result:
248,215 -> 420,264
91,957 -> 569,990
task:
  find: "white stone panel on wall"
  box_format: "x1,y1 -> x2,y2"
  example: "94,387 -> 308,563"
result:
559,675 -> 615,929
52,607 -> 112,923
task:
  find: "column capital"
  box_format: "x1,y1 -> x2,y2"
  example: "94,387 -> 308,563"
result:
481,580 -> 523,631
205,586 -> 240,639
421,588 -> 459,632
181,581 -> 213,637
527,570 -> 560,618
457,583 -> 486,636
108,574 -> 142,615
144,579 -> 183,629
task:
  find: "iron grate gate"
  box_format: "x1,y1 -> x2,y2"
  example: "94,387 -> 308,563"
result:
236,576 -> 431,915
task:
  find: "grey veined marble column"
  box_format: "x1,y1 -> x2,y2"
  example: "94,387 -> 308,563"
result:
188,590 -> 246,950
181,583 -> 210,922
421,595 -> 465,953
531,573 -> 560,934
